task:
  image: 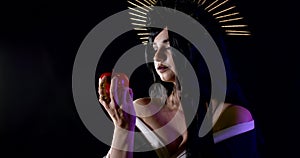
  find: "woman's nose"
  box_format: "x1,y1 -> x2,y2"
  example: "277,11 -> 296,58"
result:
153,47 -> 167,62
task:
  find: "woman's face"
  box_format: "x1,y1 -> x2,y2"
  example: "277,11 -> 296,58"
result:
153,27 -> 176,83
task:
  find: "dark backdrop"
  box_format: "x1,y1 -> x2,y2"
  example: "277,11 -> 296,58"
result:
0,0 -> 298,157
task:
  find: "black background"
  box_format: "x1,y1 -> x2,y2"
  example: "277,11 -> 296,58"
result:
0,0 -> 298,157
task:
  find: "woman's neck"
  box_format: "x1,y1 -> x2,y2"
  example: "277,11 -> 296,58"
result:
166,87 -> 181,110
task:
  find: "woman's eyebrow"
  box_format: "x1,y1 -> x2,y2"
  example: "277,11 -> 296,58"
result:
153,38 -> 169,46
162,39 -> 169,43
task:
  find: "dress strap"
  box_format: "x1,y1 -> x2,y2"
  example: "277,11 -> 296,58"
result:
135,117 -> 170,158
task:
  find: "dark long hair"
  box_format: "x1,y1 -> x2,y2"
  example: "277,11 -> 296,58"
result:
143,25 -> 254,158
134,1 -> 257,157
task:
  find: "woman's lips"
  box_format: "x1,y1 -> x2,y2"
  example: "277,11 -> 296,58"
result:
157,65 -> 169,73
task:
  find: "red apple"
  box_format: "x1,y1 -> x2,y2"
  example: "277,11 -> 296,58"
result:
99,72 -> 129,94
99,72 -> 111,96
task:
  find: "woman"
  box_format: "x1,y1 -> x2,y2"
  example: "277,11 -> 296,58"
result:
98,26 -> 261,157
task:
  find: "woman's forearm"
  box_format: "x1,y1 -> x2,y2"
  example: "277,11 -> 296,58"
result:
107,127 -> 135,158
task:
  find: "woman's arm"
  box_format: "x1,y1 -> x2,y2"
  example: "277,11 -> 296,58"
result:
99,74 -> 136,158
212,105 -> 260,158
106,127 -> 135,158
213,105 -> 253,133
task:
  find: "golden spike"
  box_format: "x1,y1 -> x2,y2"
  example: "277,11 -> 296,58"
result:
221,24 -> 247,28
136,0 -> 153,10
138,33 -> 151,35
208,0 -> 228,12
225,30 -> 250,33
213,6 -> 236,16
131,23 -> 147,27
133,28 -> 148,30
219,17 -> 243,23
148,0 -> 156,5
152,0 -> 158,5
129,12 -> 147,19
143,0 -> 152,5
205,0 -> 219,11
128,7 -> 147,15
215,12 -> 239,19
140,37 -> 150,40
130,18 -> 147,22
226,33 -> 251,36
197,0 -> 202,5
142,41 -> 148,45
128,1 -> 149,12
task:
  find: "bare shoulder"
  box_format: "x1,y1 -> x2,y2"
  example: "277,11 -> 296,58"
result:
133,97 -> 151,106
213,104 -> 253,132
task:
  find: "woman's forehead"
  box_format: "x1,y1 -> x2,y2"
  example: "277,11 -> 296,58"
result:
153,28 -> 169,44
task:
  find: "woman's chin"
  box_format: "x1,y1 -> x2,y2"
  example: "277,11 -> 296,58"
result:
159,74 -> 175,83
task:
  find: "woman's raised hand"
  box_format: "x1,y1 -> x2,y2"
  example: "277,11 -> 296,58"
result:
98,73 -> 136,131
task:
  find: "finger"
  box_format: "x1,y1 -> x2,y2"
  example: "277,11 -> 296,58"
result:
99,96 -> 110,111
113,107 -> 121,121
98,83 -> 105,97
98,75 -> 107,88
128,88 -> 133,102
119,87 -> 135,116
98,77 -> 107,96
98,81 -> 111,105
110,76 -> 119,107
100,76 -> 110,92
119,84 -> 127,106
122,87 -> 132,105
98,78 -> 103,95
99,77 -> 111,106
118,106 -> 124,118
